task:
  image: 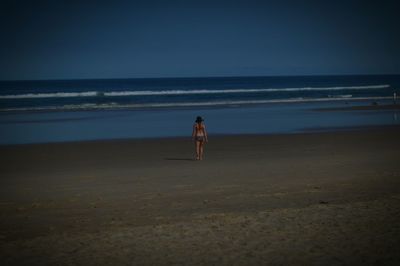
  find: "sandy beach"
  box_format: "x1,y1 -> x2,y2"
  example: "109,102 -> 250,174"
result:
1,126 -> 400,265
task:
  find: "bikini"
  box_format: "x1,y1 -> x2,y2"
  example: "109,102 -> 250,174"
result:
194,123 -> 205,142
195,136 -> 205,142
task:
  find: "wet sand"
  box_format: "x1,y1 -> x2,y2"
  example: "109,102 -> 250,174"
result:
314,103 -> 400,111
1,127 -> 400,265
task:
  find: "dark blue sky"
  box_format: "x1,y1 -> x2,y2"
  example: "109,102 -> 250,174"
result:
1,0 -> 399,80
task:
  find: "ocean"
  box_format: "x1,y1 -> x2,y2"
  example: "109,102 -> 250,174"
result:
0,75 -> 399,144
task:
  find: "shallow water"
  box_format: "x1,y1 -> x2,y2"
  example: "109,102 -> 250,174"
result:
0,100 -> 398,145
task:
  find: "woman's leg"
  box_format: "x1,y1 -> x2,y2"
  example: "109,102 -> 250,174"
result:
199,141 -> 204,160
195,140 -> 201,160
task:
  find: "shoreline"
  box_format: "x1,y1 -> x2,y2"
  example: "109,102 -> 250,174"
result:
314,103 -> 400,111
1,124 -> 400,148
1,99 -> 399,145
0,97 -> 396,114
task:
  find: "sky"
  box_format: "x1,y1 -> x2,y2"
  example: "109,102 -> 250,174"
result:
0,0 -> 399,80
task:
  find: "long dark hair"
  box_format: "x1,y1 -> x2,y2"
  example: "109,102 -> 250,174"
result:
195,116 -> 203,124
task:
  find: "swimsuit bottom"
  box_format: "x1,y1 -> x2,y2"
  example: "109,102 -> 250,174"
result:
195,136 -> 205,142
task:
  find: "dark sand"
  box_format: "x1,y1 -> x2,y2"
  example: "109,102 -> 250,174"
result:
1,127 -> 400,265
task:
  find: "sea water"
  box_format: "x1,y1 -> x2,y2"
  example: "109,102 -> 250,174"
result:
0,75 -> 399,144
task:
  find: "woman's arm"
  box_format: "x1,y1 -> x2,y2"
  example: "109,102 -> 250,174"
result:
192,124 -> 196,140
203,124 -> 208,142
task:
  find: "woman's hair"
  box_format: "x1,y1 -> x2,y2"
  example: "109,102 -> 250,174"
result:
195,116 -> 203,123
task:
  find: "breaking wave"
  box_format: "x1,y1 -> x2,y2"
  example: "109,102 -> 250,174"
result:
0,96 -> 392,112
0,84 -> 391,99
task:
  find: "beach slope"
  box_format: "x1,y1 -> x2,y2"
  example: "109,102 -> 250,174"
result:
1,127 -> 400,265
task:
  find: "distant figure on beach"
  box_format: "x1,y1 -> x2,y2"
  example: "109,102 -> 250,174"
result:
192,116 -> 208,160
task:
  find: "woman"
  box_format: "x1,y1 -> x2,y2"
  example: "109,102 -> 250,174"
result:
192,116 -> 208,160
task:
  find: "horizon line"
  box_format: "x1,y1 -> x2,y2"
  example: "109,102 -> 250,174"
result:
1,73 -> 400,82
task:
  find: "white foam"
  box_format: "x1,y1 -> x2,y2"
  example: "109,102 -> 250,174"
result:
0,91 -> 99,99
102,84 -> 391,96
0,96 -> 392,112
329,94 -> 353,98
0,84 -> 391,99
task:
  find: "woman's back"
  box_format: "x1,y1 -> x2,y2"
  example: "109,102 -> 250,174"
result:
194,122 -> 205,136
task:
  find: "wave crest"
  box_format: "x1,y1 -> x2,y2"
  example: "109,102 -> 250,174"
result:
0,84 -> 391,99
0,96 -> 392,112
